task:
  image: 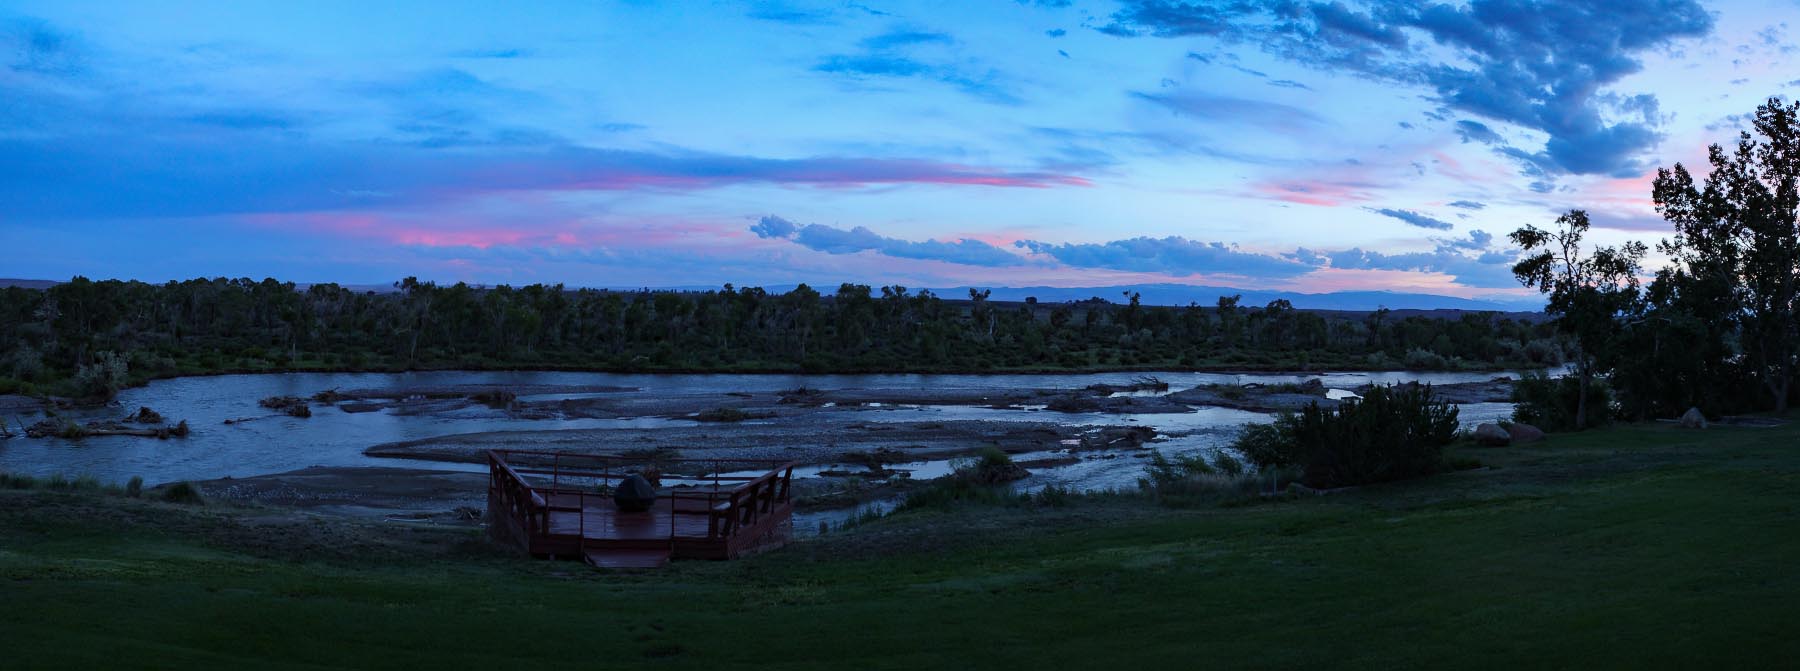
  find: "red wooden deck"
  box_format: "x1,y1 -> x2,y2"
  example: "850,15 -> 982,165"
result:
486,450 -> 796,567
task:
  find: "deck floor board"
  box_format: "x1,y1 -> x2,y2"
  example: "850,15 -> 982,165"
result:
544,494 -> 719,541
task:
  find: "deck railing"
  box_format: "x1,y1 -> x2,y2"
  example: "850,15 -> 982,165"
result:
486,449 -> 796,557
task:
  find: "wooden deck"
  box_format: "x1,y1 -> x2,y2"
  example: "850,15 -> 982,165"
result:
486,450 -> 796,566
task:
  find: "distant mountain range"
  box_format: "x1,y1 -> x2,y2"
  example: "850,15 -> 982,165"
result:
658,283 -> 1544,313
2,278 -> 1543,313
948,284 -> 1544,313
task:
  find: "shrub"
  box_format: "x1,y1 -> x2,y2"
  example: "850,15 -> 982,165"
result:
1511,371 -> 1611,432
1210,451 -> 1246,476
69,351 -> 129,400
125,476 -> 143,497
1137,449 -> 1284,507
1403,348 -> 1448,370
57,421 -> 88,439
161,482 -> 205,505
1142,449 -> 1213,484
1234,384 -> 1459,489
898,448 -> 1030,510
1033,484 -> 1073,507
898,475 -> 1015,510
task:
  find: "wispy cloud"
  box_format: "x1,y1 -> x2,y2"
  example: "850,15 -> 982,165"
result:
1366,207 -> 1454,231
814,26 -> 1020,104
1130,91 -> 1325,132
752,216 -> 1029,266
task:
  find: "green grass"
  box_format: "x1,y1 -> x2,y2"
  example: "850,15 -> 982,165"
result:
3,422 -> 1799,669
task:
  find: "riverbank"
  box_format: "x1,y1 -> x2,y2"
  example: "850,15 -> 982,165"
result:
2,418 -> 1793,668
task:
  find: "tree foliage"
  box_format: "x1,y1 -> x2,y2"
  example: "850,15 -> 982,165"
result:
0,278 -> 1558,396
1650,97 -> 1800,413
1510,210 -> 1645,429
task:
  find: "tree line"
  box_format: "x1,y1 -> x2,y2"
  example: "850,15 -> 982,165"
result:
1513,97 -> 1800,426
0,276 -> 1558,399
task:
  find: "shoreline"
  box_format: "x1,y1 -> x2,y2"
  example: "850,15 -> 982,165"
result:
50,360 -> 1542,401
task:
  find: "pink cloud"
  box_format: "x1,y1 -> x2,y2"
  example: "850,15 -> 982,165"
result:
1250,179 -> 1378,206
241,210 -> 746,251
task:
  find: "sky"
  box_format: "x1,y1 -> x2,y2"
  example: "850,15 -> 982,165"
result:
2,1 -> 1797,303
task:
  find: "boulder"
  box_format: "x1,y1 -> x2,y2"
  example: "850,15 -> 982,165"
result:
1473,423 -> 1512,447
1679,407 -> 1708,429
1505,422 -> 1545,444
612,473 -> 657,512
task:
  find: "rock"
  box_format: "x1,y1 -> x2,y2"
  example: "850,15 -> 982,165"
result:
612,473 -> 657,512
1473,423 -> 1512,447
1679,407 -> 1708,429
1505,422 -> 1545,443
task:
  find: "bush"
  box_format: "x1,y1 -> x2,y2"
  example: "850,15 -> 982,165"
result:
898,475 -> 1017,510
1137,446 -> 1281,503
1033,484 -> 1073,507
161,482 -> 205,505
69,351 -> 129,400
898,447 -> 1031,510
1511,371 -> 1611,432
125,476 -> 143,497
1234,384 -> 1459,489
1403,348 -> 1448,370
1137,449 -> 1283,507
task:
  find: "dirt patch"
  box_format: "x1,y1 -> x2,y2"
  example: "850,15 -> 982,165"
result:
189,466 -> 488,519
364,418 -> 1149,466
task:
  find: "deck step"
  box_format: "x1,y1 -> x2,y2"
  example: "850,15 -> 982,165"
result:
583,548 -> 671,570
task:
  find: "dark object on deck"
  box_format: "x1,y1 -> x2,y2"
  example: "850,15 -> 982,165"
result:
614,473 -> 656,512
486,450 -> 796,567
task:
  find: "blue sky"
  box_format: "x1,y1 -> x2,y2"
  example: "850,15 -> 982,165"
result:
2,0 -> 1796,301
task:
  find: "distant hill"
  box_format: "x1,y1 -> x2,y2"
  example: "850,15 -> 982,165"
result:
660,283 -> 1543,313
0,279 -> 59,290
950,284 -> 1544,313
4,278 -> 1543,313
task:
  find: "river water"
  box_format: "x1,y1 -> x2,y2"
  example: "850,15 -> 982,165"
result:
0,369 -> 1526,486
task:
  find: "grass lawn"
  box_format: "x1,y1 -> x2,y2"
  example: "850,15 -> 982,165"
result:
2,420 -> 1797,669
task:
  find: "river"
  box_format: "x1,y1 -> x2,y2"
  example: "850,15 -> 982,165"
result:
0,369 -> 1527,486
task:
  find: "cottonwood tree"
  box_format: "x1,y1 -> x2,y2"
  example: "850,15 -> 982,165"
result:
1653,97 -> 1800,413
1511,210 -> 1647,429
